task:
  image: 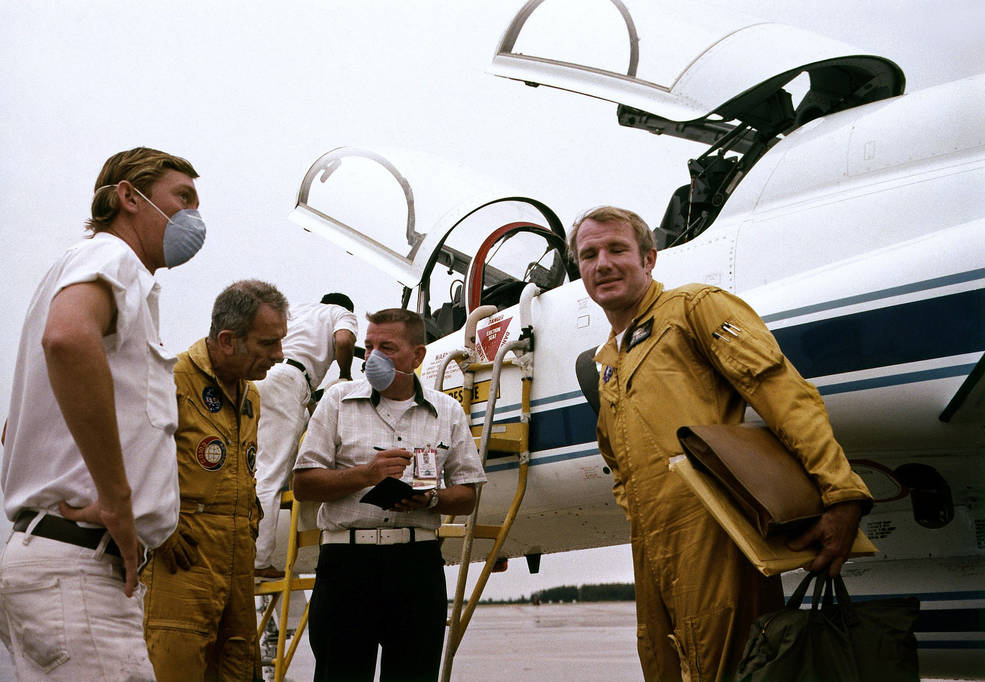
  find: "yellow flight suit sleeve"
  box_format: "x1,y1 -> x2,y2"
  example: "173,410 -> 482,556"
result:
685,288 -> 872,510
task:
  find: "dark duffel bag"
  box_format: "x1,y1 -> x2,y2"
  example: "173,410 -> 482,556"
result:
736,571 -> 920,682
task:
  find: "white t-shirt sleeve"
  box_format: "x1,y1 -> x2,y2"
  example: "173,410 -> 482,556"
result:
331,308 -> 358,337
53,238 -> 139,352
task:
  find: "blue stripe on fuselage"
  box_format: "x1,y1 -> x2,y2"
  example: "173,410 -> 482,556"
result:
760,268 -> 985,324
771,289 -> 985,378
480,282 -> 984,461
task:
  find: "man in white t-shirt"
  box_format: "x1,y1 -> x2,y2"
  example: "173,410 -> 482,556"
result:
253,293 -> 358,578
0,147 -> 205,681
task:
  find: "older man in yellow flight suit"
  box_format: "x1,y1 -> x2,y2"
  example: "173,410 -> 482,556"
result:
141,280 -> 288,681
571,206 -> 872,682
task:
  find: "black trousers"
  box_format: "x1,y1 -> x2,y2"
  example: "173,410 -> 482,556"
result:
308,540 -> 447,682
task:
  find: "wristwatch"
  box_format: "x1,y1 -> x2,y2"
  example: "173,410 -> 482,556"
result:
426,489 -> 440,509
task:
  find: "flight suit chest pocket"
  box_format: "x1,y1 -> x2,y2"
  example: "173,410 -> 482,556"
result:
181,391 -> 234,443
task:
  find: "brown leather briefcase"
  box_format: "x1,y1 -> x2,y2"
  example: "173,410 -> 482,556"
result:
677,423 -> 824,537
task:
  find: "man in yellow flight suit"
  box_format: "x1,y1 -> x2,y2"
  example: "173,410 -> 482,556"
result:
570,206 -> 873,682
141,280 -> 288,681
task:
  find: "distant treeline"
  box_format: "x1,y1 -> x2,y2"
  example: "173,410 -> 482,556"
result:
478,582 -> 636,605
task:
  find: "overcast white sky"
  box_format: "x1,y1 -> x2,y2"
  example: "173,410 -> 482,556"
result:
1,0 -> 981,599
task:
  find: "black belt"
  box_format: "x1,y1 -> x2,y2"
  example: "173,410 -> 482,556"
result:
13,510 -> 121,557
281,358 -> 313,387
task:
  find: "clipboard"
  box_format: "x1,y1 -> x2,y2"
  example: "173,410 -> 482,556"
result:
669,455 -> 876,576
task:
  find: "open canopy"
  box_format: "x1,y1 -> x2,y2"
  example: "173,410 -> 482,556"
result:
290,146 -> 573,339
491,0 -> 904,245
491,0 -> 904,148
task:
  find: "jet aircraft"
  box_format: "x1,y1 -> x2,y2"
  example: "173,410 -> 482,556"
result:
279,0 -> 984,674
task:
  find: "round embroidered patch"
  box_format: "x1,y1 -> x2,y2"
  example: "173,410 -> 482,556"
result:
202,386 -> 223,413
196,436 -> 227,471
246,443 -> 257,474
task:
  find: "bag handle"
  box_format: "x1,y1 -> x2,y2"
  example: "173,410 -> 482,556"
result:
832,575 -> 853,605
786,571 -> 827,611
826,574 -> 861,627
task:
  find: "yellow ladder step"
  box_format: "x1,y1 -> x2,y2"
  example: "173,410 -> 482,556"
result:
470,422 -> 526,453
255,576 -> 315,595
438,523 -> 502,539
438,524 -> 466,538
279,489 -> 294,509
471,524 -> 503,539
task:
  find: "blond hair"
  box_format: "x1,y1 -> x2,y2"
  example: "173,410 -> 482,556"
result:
87,147 -> 198,233
568,206 -> 655,263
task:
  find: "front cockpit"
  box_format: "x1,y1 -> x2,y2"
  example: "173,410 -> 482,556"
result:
290,147 -> 574,342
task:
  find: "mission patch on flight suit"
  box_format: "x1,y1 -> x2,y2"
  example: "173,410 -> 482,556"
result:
202,386 -> 223,412
246,442 -> 257,474
626,317 -> 653,351
196,435 -> 227,471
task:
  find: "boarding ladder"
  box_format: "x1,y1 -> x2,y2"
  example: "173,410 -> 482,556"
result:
255,489 -> 319,682
437,283 -> 540,682
253,284 -> 540,682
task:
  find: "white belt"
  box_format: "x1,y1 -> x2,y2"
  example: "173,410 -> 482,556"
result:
321,528 -> 437,545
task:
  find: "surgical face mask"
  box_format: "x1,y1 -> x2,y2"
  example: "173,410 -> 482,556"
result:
116,183 -> 206,267
364,349 -> 414,392
160,208 -> 206,267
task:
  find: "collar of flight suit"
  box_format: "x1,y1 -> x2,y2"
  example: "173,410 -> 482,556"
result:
186,337 -> 253,415
594,279 -> 665,369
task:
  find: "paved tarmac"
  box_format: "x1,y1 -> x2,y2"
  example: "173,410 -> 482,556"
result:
262,600 -> 985,681
276,601 -> 642,681
0,601 -> 979,680
445,601 -> 642,681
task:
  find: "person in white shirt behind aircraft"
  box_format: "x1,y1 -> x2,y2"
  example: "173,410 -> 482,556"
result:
253,292 -> 357,579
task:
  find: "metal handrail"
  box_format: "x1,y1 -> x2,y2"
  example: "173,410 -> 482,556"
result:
440,284 -> 539,682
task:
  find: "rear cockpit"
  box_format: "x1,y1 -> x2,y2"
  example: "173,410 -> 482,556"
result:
492,0 -> 904,246
627,56 -> 905,246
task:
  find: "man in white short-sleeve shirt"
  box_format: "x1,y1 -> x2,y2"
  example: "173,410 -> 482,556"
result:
293,308 -> 485,681
253,293 -> 357,578
0,147 -> 205,681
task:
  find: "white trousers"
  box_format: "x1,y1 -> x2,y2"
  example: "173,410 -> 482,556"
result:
254,363 -> 310,569
0,531 -> 155,681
